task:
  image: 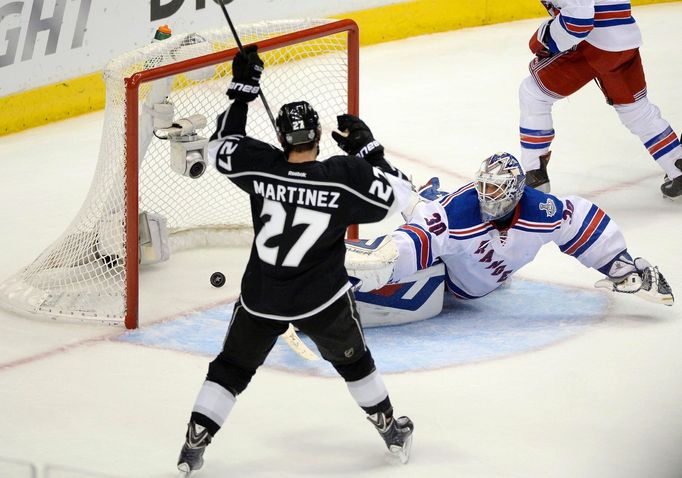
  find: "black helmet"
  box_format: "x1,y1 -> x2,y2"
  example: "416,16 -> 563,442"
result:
276,101 -> 321,149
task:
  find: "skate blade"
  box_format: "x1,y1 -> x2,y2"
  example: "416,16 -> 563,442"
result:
177,462 -> 192,477
388,434 -> 413,464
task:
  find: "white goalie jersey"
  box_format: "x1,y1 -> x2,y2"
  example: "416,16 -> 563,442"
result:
390,184 -> 627,299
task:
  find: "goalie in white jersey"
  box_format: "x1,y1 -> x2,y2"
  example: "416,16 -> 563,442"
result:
347,152 -> 674,307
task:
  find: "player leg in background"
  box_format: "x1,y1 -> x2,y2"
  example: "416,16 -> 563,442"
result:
519,45 -> 597,192
519,42 -> 596,192
595,47 -> 682,199
177,301 -> 289,474
294,290 -> 414,463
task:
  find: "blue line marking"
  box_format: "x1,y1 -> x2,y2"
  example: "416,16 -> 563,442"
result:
118,279 -> 607,376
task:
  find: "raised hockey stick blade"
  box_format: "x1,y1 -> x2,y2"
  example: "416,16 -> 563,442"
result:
282,324 -> 320,361
213,0 -> 277,131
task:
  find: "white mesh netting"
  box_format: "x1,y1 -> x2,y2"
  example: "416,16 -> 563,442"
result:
0,19 -> 354,325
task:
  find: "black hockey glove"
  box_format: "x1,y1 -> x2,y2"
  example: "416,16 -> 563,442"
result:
227,45 -> 264,103
332,114 -> 384,158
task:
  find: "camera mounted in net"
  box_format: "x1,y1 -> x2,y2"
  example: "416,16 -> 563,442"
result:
153,103 -> 209,179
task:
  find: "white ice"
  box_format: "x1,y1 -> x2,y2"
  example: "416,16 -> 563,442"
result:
0,4 -> 681,477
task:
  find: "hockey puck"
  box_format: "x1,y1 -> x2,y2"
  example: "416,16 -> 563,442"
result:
210,272 -> 226,288
212,0 -> 234,5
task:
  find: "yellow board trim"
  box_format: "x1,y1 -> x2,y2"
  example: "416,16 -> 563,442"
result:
0,73 -> 105,136
333,0 -> 675,46
332,0 -> 546,46
0,0 -> 677,136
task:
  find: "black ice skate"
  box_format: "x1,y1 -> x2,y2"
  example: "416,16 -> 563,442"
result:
661,158 -> 682,200
525,151 -> 551,193
367,412 -> 414,464
177,421 -> 212,476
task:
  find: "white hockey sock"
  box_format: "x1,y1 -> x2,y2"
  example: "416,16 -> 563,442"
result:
192,380 -> 236,428
615,98 -> 682,179
519,76 -> 558,170
346,369 -> 389,409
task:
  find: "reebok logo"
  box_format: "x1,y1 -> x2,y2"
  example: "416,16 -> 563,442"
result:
288,171 -> 307,178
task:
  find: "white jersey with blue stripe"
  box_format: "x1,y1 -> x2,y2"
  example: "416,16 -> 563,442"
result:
543,0 -> 642,52
391,184 -> 627,299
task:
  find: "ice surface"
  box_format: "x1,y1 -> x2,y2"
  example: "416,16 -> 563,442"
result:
0,5 -> 680,477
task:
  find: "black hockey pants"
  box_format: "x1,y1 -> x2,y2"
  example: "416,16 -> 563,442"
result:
206,289 -> 377,396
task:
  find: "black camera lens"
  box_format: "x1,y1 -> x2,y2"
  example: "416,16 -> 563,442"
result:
189,160 -> 206,179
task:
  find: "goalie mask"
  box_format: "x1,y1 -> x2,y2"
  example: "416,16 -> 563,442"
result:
276,101 -> 321,149
475,152 -> 526,222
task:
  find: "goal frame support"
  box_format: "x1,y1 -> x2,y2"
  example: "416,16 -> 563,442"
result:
123,19 -> 359,329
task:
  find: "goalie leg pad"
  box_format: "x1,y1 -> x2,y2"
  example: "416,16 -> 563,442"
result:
355,263 -> 446,327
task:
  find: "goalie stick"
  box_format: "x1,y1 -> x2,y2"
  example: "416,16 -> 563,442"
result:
282,324 -> 320,361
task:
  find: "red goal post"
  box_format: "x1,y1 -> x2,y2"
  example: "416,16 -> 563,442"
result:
0,19 -> 359,330
123,19 -> 360,329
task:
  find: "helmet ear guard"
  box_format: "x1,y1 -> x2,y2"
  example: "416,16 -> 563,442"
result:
475,152 -> 526,222
275,101 -> 321,150
282,126 -> 320,146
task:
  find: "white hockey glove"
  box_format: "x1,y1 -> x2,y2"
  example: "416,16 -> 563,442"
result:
595,257 -> 674,306
345,236 -> 399,292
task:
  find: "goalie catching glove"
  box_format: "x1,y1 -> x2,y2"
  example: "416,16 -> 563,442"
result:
227,44 -> 263,103
595,254 -> 674,306
345,235 -> 399,292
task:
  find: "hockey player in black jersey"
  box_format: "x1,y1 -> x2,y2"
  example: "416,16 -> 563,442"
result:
177,45 -> 414,475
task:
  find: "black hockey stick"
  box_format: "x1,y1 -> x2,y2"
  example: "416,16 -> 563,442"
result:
212,0 -> 277,132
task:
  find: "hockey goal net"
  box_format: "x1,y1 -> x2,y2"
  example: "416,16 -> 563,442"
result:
0,19 -> 359,329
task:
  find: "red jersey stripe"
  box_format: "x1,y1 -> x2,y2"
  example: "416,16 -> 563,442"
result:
402,224 -> 430,269
595,10 -> 631,20
564,209 -> 605,256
